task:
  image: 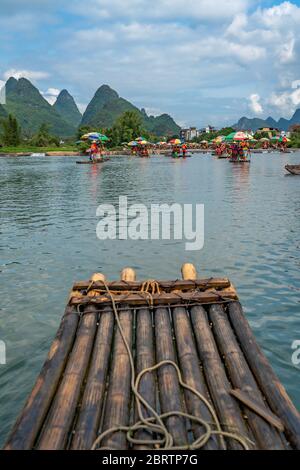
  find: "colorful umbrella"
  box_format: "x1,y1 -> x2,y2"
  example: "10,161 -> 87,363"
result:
128,141 -> 138,147
214,136 -> 225,143
81,132 -> 109,142
225,131 -> 252,142
138,140 -> 149,145
169,138 -> 182,145
135,136 -> 147,142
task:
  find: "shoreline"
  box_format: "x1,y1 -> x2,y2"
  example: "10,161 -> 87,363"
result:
0,148 -> 300,158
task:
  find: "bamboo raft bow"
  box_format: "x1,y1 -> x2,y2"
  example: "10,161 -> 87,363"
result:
4,264 -> 300,451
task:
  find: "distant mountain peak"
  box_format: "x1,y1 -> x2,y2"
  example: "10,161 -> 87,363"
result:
4,76 -> 76,137
233,110 -> 300,132
81,84 -> 180,136
53,89 -> 82,127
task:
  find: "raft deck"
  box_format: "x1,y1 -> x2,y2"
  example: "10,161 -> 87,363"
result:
4,264 -> 300,451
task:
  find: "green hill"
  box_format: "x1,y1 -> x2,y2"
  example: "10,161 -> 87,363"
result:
234,110 -> 300,132
4,77 -> 76,137
53,89 -> 82,127
81,84 -> 180,136
0,104 -> 7,119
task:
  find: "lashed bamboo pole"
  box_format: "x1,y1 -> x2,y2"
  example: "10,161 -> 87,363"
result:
70,307 -> 114,450
155,307 -> 188,447
209,304 -> 286,450
70,290 -> 238,308
134,308 -> 156,450
172,307 -> 219,449
72,279 -> 231,292
228,302 -> 300,449
37,305 -> 98,450
101,308 -> 133,449
4,306 -> 79,450
190,305 -> 253,450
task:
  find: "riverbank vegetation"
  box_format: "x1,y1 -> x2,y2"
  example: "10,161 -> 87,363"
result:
1,111 -> 300,154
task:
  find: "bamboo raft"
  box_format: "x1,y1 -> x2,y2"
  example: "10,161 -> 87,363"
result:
76,158 -> 110,165
285,165 -> 300,175
4,264 -> 300,451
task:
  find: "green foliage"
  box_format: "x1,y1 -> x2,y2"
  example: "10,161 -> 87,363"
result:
109,111 -> 145,146
29,123 -> 59,147
77,125 -> 94,140
1,114 -> 21,146
290,126 -> 300,148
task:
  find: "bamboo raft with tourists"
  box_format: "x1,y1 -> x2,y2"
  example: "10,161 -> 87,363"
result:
285,165 -> 300,175
4,263 -> 300,451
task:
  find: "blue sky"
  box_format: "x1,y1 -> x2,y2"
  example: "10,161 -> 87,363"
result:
1,0 -> 300,127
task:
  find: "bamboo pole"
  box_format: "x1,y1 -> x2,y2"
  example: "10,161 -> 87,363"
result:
190,305 -> 253,450
4,306 -> 79,450
209,304 -> 286,449
181,263 -> 197,281
72,278 -> 231,292
172,307 -> 219,449
70,290 -> 238,308
155,307 -> 188,447
134,308 -> 156,450
70,307 -> 114,450
37,305 -> 98,450
121,268 -> 137,282
101,308 -> 133,449
228,302 -> 300,449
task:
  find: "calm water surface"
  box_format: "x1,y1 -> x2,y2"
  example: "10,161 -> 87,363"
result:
0,153 -> 299,444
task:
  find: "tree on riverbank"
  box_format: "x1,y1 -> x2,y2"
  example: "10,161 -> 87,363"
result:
1,114 -> 21,146
290,125 -> 300,148
29,123 -> 59,147
108,111 -> 146,146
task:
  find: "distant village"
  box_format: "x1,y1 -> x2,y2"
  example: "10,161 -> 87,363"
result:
180,125 -> 293,142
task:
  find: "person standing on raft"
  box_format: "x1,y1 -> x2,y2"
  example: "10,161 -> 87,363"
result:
182,143 -> 187,158
90,141 -> 100,161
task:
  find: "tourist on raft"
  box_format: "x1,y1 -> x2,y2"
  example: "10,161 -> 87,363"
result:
90,141 -> 100,161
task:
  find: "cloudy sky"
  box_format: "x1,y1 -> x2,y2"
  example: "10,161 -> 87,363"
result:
0,0 -> 300,127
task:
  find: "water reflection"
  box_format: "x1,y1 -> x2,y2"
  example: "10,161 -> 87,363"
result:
0,152 -> 299,445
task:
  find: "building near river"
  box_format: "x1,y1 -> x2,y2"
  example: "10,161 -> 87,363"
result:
180,125 -> 218,142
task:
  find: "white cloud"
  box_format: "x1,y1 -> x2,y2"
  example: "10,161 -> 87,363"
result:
42,88 -> 60,105
72,0 -> 252,21
269,86 -> 300,114
249,94 -> 263,114
3,69 -> 49,81
278,36 -> 295,63
292,80 -> 300,89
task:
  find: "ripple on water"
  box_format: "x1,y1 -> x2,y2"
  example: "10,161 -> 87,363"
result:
0,154 -> 300,445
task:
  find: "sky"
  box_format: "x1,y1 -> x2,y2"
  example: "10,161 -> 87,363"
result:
0,0 -> 300,127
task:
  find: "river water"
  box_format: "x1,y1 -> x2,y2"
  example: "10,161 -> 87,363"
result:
0,152 -> 299,445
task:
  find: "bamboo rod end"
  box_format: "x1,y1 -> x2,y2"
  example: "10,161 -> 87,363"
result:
90,273 -> 107,283
181,263 -> 198,281
121,268 -> 136,282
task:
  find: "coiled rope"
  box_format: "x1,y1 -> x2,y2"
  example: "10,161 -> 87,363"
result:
91,281 -> 252,451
